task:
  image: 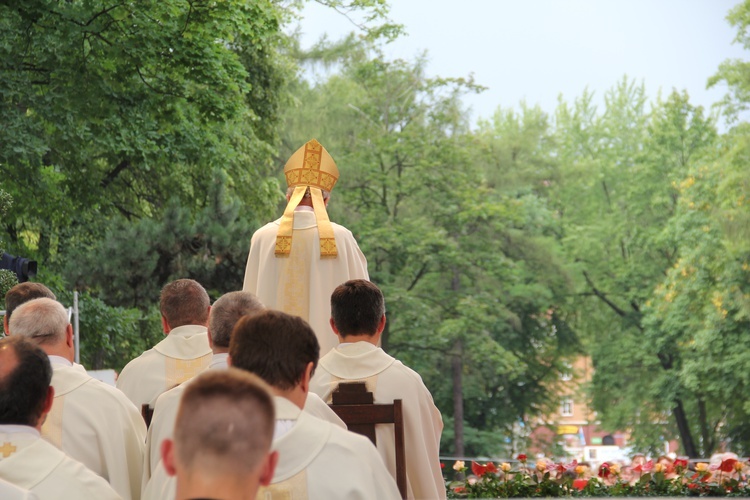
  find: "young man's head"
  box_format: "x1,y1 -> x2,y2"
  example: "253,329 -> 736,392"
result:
0,336 -> 54,428
3,282 -> 56,334
160,279 -> 210,331
330,279 -> 386,339
208,291 -> 264,352
229,310 -> 319,402
162,369 -> 277,500
8,298 -> 72,355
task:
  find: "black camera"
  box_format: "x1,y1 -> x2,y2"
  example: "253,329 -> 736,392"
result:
0,252 -> 37,282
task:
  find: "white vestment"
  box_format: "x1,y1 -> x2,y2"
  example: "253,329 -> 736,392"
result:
243,209 -> 369,356
310,342 -> 445,500
0,426 -> 121,500
257,397 -> 400,500
142,356 -> 345,497
116,325 -> 212,407
43,357 -> 146,500
0,478 -> 38,500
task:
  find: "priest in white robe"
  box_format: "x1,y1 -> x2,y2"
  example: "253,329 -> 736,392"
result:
9,298 -> 146,500
117,279 -> 212,408
229,309 -> 400,499
243,139 -> 368,357
142,292 -> 345,498
160,370 -> 277,500
0,337 -> 120,499
310,279 -> 445,500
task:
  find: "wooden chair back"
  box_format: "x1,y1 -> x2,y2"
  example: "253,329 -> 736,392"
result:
329,382 -> 407,499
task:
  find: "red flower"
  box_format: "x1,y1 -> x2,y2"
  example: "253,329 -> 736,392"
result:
471,461 -> 497,477
453,486 -> 466,493
719,458 -> 738,473
632,460 -> 653,473
440,462 -> 445,469
471,461 -> 487,477
572,478 -> 588,491
672,458 -> 687,474
517,453 -> 527,462
598,462 -> 611,478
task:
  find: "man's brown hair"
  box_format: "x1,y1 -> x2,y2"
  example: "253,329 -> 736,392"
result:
4,282 -> 56,324
330,279 -> 385,337
173,369 -> 275,473
229,310 -> 319,391
160,279 -> 210,328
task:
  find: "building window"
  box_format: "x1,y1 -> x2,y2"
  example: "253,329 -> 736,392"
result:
560,361 -> 572,381
560,398 -> 573,417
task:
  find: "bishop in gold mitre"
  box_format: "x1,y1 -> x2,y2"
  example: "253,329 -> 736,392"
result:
242,139 -> 369,356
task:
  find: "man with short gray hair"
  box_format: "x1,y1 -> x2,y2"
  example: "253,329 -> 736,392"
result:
10,298 -> 146,500
3,282 -> 55,336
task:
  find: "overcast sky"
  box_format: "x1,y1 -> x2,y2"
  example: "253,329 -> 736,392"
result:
293,0 -> 745,127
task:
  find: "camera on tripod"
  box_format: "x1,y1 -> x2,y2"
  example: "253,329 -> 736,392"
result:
0,252 -> 37,282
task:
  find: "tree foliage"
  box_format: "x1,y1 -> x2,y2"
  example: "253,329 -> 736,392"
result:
282,41 -> 579,456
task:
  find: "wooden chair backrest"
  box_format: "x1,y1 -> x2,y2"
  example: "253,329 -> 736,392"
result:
328,382 -> 407,499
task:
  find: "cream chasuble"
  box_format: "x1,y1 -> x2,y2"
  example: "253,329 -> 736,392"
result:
0,427 -> 121,499
257,397 -> 400,500
0,478 -> 38,500
142,356 -> 345,494
43,359 -> 146,500
243,210 -> 369,357
116,325 -> 212,408
310,342 -> 446,500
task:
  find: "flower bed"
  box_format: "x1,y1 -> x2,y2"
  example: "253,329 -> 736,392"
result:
446,455 -> 750,497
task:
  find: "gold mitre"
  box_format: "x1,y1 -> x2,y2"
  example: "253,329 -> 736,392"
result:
275,139 -> 339,258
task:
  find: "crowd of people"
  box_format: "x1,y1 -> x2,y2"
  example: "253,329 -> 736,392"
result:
0,140 -> 446,499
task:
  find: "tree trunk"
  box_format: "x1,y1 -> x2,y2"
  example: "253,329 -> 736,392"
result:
673,399 -> 698,457
697,398 -> 715,456
450,267 -> 464,458
452,338 -> 464,457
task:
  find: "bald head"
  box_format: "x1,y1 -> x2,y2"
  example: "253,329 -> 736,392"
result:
208,291 -> 264,349
0,336 -> 53,427
170,369 -> 275,476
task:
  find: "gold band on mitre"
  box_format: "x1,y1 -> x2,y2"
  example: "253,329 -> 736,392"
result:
275,139 -> 340,258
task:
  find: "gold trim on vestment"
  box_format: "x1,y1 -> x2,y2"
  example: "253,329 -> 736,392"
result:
311,188 -> 337,257
275,186 -> 307,256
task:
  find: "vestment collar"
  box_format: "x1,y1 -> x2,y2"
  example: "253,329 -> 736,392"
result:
319,341 -> 395,379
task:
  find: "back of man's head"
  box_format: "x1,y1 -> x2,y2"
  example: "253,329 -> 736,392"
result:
9,297 -> 68,346
160,279 -> 210,328
209,291 -> 264,349
229,310 -> 319,390
4,282 -> 56,325
330,279 -> 385,337
0,336 -> 52,426
171,369 -> 275,477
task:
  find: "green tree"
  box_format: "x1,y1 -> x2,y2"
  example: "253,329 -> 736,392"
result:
283,42 -> 578,456
552,85 -> 719,456
0,0 -> 287,267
